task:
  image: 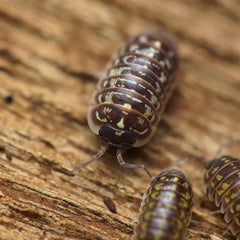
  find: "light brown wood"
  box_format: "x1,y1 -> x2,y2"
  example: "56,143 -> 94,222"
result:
0,0 -> 240,239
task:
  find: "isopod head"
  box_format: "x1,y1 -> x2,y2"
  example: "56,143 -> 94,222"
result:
99,125 -> 136,148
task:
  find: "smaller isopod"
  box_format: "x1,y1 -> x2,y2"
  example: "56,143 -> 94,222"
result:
203,155 -> 240,240
182,138 -> 240,239
132,168 -> 193,240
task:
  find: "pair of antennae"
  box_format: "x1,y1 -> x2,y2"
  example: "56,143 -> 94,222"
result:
72,138 -> 239,177
73,143 -> 152,178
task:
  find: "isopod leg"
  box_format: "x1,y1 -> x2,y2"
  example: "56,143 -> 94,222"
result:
116,148 -> 152,178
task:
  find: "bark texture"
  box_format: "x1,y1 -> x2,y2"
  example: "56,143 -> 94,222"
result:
0,0 -> 240,239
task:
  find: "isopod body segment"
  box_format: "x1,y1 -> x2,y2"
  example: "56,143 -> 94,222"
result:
203,155 -> 240,240
132,168 -> 193,240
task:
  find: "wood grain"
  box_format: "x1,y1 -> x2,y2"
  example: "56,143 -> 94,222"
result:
0,0 -> 240,239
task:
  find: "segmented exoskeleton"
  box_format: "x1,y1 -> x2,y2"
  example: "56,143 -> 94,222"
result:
76,30 -> 178,177
132,168 -> 193,240
204,155 -> 240,240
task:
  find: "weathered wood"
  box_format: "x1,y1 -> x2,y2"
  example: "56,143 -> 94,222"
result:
0,0 -> 240,239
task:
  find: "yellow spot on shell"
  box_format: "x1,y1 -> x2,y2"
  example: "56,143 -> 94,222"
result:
137,118 -> 144,125
173,177 -> 179,182
216,174 -> 223,181
96,111 -> 107,123
129,44 -> 139,52
180,199 -> 189,208
151,192 -> 159,199
117,118 -> 125,129
179,209 -> 186,219
139,222 -> 148,231
110,78 -> 118,87
167,192 -> 175,201
205,171 -> 210,180
132,97 -> 142,102
154,183 -> 164,190
182,191 -> 191,200
218,182 -> 230,196
173,232 -> 180,240
212,166 -> 220,175
148,186 -> 153,194
144,211 -> 155,220
147,47 -> 159,58
133,128 -> 148,135
159,72 -> 167,83
139,36 -> 148,43
231,193 -> 238,199
103,80 -> 108,87
225,197 -> 230,203
161,212 -> 167,219
147,201 -> 155,209
210,181 -> 215,188
235,217 -> 240,226
174,218 -> 183,229
166,59 -> 171,69
183,182 -> 189,189
115,131 -> 123,136
98,94 -> 103,103
153,41 -> 161,48
109,66 -> 131,76
123,103 -> 132,109
236,204 -> 240,211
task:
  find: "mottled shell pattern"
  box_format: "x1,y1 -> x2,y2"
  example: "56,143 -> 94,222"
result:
132,168 -> 193,240
204,155 -> 240,240
88,30 -> 178,148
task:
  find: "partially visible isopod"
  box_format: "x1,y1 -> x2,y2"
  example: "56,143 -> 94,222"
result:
75,30 -> 178,177
132,168 -> 193,240
203,155 -> 240,240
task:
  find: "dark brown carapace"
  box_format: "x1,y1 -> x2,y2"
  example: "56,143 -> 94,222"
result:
204,155 -> 240,240
75,30 -> 178,177
132,168 -> 193,240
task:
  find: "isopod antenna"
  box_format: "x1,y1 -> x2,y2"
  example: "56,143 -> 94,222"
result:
214,137 -> 240,158
73,143 -> 108,172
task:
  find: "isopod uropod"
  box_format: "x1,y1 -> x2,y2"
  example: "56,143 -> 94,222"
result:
76,30 -> 178,176
203,155 -> 240,240
132,168 -> 193,240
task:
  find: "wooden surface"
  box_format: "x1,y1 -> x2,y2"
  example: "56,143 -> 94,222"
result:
0,0 -> 240,239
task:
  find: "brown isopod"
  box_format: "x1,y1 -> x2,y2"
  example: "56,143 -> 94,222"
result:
180,138 -> 240,239
204,154 -> 240,239
75,30 -> 178,177
132,168 -> 193,240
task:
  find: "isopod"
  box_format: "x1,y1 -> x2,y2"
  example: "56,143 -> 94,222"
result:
203,155 -> 240,240
132,168 -> 193,240
76,30 -> 178,176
